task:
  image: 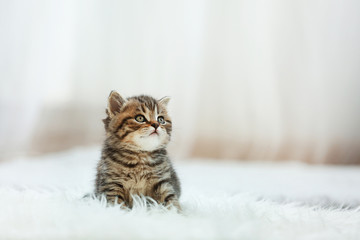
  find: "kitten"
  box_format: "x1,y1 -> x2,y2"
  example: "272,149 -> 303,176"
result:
95,91 -> 181,210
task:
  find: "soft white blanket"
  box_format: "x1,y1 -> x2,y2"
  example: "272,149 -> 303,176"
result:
0,148 -> 359,240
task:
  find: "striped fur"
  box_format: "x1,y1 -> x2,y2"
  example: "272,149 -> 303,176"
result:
95,91 -> 181,210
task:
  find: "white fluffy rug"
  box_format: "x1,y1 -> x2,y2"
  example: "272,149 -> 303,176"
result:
0,148 -> 360,240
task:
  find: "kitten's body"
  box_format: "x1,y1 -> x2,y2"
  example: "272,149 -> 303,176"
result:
95,92 -> 181,210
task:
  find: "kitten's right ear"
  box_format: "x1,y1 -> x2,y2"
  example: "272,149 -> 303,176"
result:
107,90 -> 125,118
158,96 -> 170,107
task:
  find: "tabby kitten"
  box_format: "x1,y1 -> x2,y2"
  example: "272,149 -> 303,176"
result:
95,91 -> 181,210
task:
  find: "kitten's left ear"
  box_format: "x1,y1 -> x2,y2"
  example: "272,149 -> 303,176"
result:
158,96 -> 170,107
107,90 -> 125,118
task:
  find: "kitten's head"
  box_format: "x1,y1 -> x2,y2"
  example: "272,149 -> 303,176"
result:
103,91 -> 172,152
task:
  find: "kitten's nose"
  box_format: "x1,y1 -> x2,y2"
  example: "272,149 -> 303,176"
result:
151,122 -> 159,130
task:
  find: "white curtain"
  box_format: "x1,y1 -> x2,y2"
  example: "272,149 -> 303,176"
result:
1,0 -> 359,163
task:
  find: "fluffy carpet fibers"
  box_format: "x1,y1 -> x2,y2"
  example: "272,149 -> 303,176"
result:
0,148 -> 360,240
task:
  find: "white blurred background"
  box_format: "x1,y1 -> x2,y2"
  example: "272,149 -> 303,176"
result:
1,0 -> 359,164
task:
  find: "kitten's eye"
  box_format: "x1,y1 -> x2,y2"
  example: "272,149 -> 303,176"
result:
157,116 -> 166,125
135,115 -> 146,123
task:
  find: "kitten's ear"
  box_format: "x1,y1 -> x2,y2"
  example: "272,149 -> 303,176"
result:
107,90 -> 125,118
158,96 -> 170,107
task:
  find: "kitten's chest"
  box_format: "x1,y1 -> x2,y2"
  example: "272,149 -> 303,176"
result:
121,157 -> 162,194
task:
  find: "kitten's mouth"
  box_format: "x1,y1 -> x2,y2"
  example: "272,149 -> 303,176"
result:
150,131 -> 159,136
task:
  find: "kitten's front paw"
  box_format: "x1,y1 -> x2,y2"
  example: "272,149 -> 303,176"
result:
165,199 -> 182,213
